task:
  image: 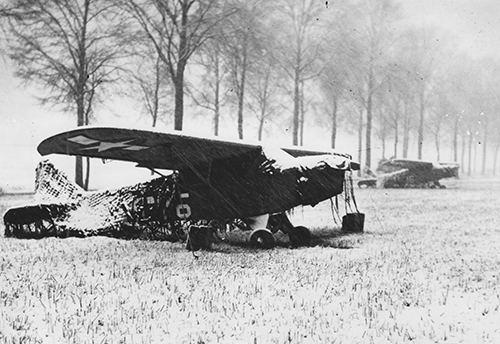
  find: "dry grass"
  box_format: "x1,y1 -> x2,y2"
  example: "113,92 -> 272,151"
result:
1,178 -> 499,343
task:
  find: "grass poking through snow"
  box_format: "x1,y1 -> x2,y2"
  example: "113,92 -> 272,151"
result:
0,178 -> 499,343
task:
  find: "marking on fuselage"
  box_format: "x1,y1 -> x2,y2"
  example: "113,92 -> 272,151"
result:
176,204 -> 192,219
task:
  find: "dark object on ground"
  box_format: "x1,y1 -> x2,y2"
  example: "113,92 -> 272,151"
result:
357,178 -> 377,188
288,225 -> 312,247
3,205 -> 55,238
3,203 -> 76,239
342,213 -> 365,233
186,225 -> 220,251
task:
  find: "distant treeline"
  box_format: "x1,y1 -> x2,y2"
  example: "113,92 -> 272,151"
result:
1,0 -> 499,188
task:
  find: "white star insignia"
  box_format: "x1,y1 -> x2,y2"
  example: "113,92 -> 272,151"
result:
67,135 -> 99,145
68,135 -> 149,152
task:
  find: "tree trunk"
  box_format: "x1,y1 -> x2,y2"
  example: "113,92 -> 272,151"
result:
365,100 -> 372,168
381,135 -> 386,160
84,157 -> 90,190
493,143 -> 500,175
357,107 -> 363,176
174,6 -> 189,131
481,123 -> 488,175
473,136 -> 477,174
82,109 -> 91,190
453,116 -> 459,162
151,54 -> 161,128
292,65 -> 300,146
213,52 -> 220,136
75,98 -> 86,188
393,116 -> 399,158
73,0 -> 90,189
435,132 -> 440,161
417,90 -> 425,160
75,104 -> 84,188
299,80 -> 305,146
365,71 -> 374,168
174,66 -> 185,131
402,100 -> 410,158
214,96 -> 220,136
258,117 -> 264,141
151,111 -> 158,127
467,133 -> 473,176
461,132 -> 466,173
235,34 -> 248,140
237,38 -> 248,140
330,97 -> 337,149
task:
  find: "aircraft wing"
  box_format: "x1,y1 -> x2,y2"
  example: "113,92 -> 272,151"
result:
37,126 -> 359,220
390,159 -> 434,170
38,127 -> 261,170
282,147 -> 359,170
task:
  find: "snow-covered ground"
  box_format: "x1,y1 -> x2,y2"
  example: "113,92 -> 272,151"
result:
0,178 -> 499,343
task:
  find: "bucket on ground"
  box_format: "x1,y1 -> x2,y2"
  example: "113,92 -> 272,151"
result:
341,213 -> 365,232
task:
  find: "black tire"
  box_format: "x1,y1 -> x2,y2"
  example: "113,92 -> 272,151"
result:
289,226 -> 311,247
249,228 -> 276,249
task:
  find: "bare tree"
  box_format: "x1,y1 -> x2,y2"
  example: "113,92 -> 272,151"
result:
127,42 -> 173,127
406,27 -> 444,160
120,0 -> 231,131
478,60 -> 500,175
189,32 -> 228,136
376,74 -> 405,159
427,98 -> 449,162
246,53 -> 282,141
2,0 -> 127,189
318,29 -> 353,149
221,0 -> 266,139
271,0 -> 323,146
349,0 -> 400,168
376,108 -> 390,160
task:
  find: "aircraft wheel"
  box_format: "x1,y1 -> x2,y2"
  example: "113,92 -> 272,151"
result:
289,226 -> 311,247
249,228 -> 276,249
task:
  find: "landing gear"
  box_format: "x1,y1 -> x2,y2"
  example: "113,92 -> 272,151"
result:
249,228 -> 276,249
242,212 -> 312,249
266,213 -> 311,248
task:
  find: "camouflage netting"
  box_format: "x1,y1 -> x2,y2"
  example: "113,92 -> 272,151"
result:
4,160 -> 361,243
4,160 -> 184,240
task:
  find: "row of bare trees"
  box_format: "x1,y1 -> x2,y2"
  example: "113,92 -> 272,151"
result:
2,0 -> 500,188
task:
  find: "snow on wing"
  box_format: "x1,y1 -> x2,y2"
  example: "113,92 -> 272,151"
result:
390,159 -> 434,170
37,127 -> 261,170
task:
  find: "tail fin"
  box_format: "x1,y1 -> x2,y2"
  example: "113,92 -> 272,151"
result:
35,159 -> 83,202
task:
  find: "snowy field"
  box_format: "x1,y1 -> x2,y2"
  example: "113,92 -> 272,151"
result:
0,178 -> 499,343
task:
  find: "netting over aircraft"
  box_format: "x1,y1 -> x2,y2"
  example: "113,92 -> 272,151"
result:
4,160 -> 181,239
4,158 -> 362,242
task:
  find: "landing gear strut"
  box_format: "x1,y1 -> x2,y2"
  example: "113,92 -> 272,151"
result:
267,212 -> 311,248
244,212 -> 312,249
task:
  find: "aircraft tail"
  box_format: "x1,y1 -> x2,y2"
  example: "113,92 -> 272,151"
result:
34,159 -> 84,203
4,160 -> 180,240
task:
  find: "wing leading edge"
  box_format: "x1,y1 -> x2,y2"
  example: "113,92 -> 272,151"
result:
38,126 -> 359,171
38,127 -> 261,171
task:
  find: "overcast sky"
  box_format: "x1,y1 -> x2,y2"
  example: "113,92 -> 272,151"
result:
1,0 -> 500,190
401,0 -> 500,57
